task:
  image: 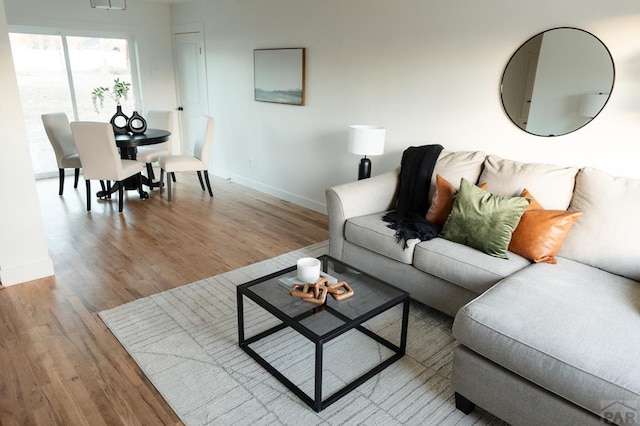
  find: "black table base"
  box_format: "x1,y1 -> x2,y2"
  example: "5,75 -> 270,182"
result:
98,178 -> 155,199
96,180 -> 148,200
114,129 -> 171,199
117,143 -> 162,198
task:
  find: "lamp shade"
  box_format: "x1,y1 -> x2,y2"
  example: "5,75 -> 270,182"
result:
579,93 -> 608,118
348,125 -> 386,156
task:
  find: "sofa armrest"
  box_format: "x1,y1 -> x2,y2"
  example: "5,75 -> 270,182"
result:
325,168 -> 399,259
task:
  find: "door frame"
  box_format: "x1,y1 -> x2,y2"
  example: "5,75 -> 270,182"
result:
172,23 -> 209,155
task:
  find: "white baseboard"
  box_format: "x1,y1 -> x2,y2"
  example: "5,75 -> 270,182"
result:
212,170 -> 327,214
1,258 -> 55,286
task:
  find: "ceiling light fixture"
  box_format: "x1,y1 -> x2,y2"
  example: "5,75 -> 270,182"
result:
90,0 -> 126,10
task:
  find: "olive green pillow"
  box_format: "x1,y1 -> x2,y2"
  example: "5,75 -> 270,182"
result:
441,178 -> 531,259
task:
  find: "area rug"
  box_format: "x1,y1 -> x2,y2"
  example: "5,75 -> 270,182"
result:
99,241 -> 504,425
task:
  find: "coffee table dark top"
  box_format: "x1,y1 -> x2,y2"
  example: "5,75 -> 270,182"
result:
238,255 -> 409,341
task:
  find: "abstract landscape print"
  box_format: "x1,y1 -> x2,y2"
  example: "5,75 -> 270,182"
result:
254,48 -> 305,106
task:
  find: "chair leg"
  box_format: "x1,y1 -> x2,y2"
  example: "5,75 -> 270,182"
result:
159,169 -> 165,195
74,168 -> 80,188
146,163 -> 155,183
167,171 -> 172,202
197,171 -> 205,190
58,169 -> 65,196
118,182 -> 124,213
171,172 -> 176,182
85,180 -> 91,211
203,170 -> 213,197
137,173 -> 145,199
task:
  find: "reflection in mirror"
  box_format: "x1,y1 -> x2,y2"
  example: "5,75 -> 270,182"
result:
501,27 -> 615,137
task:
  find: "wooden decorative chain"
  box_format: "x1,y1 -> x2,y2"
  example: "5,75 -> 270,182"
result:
289,277 -> 354,304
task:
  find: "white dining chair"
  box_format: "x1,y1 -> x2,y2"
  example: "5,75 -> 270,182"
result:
136,110 -> 173,185
158,116 -> 214,202
71,121 -> 145,213
41,112 -> 82,196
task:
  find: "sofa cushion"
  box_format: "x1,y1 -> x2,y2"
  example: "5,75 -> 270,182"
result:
426,174 -> 488,227
440,178 -> 531,259
345,212 -> 419,264
560,167 -> 640,281
413,238 -> 530,294
428,150 -> 486,203
509,189 -> 583,264
452,258 -> 640,419
478,155 -> 578,210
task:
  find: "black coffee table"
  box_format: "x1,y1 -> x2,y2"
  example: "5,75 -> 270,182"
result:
237,255 -> 410,412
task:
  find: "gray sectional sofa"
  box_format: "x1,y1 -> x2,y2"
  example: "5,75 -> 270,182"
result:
325,150 -> 640,425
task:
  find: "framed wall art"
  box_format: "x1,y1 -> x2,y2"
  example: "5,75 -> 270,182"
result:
254,48 -> 306,106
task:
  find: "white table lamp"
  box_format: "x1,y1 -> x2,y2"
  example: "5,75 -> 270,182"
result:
348,125 -> 386,180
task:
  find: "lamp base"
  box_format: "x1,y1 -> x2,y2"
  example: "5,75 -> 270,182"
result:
358,157 -> 371,180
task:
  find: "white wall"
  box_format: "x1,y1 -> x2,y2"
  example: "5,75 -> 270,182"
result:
0,0 -> 178,285
0,0 -> 53,285
172,0 -> 640,213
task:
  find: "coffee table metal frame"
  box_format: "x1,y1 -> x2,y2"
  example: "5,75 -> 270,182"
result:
237,255 -> 410,412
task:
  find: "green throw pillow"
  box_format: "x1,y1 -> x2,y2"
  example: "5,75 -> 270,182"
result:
440,178 -> 531,259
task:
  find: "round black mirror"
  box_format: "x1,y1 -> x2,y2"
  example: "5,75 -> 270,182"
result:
501,27 -> 615,137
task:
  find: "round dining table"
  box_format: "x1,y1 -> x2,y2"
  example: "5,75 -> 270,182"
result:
96,129 -> 171,200
114,128 -> 171,159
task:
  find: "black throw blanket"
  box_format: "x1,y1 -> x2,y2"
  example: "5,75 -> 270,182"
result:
383,144 -> 444,248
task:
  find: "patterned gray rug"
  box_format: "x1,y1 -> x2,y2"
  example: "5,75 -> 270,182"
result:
99,241 -> 504,425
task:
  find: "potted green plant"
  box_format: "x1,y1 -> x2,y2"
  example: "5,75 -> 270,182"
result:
92,78 -> 132,134
91,78 -> 131,113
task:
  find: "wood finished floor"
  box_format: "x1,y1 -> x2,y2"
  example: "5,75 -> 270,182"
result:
0,173 -> 328,425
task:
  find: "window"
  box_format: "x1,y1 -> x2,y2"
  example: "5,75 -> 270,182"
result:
9,30 -> 137,177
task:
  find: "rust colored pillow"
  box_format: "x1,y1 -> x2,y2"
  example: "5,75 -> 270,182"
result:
521,188 -> 544,210
426,174 -> 487,227
509,189 -> 582,264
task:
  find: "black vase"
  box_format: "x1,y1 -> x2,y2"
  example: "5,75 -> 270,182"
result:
127,111 -> 147,135
110,105 -> 129,134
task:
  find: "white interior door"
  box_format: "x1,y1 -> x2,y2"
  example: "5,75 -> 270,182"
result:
173,26 -> 208,156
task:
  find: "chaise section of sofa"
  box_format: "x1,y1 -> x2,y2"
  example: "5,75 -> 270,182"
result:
452,258 -> 640,425
452,164 -> 640,425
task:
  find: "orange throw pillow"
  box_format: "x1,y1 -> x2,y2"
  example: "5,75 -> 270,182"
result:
509,189 -> 582,264
521,188 -> 544,210
426,174 -> 487,227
